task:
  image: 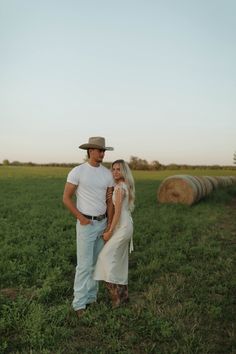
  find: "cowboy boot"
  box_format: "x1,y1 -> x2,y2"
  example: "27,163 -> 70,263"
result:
105,282 -> 121,308
117,285 -> 129,304
121,285 -> 129,304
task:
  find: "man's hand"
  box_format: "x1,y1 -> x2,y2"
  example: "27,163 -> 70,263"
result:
103,223 -> 111,233
103,230 -> 112,243
78,215 -> 92,226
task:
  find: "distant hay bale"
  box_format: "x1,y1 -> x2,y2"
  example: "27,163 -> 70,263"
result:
214,176 -> 235,187
194,176 -> 211,197
229,176 -> 236,184
157,175 -> 236,206
204,176 -> 219,190
200,176 -> 214,195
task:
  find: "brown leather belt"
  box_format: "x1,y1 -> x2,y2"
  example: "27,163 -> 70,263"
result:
81,213 -> 107,221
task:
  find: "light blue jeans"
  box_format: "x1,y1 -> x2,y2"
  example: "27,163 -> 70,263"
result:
72,218 -> 106,310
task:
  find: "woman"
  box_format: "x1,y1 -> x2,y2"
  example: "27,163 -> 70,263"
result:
94,159 -> 135,307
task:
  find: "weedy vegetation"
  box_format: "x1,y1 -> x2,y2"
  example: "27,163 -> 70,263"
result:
0,166 -> 235,353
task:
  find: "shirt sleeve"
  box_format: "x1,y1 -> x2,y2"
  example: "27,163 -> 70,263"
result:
67,166 -> 80,186
108,171 -> 115,188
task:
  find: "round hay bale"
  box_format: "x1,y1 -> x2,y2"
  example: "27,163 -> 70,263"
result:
221,177 -> 231,186
204,176 -> 219,190
214,176 -> 224,187
227,176 -> 235,185
194,176 -> 208,198
231,176 -> 236,183
157,175 -> 200,205
229,176 -> 236,184
157,174 -> 236,206
200,176 -> 214,195
187,175 -> 205,201
218,176 -> 232,187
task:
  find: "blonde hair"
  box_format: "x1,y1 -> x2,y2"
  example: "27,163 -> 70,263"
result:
112,160 -> 135,212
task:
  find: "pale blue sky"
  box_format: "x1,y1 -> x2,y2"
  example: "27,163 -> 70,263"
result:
0,0 -> 235,165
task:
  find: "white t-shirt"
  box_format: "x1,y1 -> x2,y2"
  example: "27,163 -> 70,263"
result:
67,162 -> 114,216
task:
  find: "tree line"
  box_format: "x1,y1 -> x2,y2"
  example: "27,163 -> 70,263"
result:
2,155 -> 236,170
127,156 -> 236,170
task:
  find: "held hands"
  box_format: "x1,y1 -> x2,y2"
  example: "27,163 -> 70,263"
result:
102,230 -> 112,243
104,223 -> 111,233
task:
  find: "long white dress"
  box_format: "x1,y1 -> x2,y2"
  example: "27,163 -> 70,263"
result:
94,182 -> 133,285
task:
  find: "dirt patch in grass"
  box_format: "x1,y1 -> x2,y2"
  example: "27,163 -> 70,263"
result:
0,287 -> 36,301
0,288 -> 19,300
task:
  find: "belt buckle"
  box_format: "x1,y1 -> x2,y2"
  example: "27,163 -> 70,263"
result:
96,214 -> 103,221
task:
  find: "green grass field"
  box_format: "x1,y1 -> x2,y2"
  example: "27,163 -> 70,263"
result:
0,166 -> 235,353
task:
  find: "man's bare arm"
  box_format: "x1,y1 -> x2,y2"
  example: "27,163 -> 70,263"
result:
105,186 -> 114,229
103,187 -> 123,242
62,182 -> 90,225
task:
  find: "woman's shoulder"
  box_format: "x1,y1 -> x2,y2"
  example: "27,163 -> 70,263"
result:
115,182 -> 128,192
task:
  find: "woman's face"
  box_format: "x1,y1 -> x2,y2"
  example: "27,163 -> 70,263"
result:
112,163 -> 123,181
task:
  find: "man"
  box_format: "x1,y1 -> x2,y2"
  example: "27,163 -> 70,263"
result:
63,137 -> 114,317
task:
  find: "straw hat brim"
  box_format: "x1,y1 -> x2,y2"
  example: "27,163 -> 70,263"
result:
79,143 -> 114,151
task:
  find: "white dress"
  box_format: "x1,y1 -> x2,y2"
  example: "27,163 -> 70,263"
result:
94,182 -> 133,285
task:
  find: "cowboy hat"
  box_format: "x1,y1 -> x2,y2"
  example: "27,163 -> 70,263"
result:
79,136 -> 114,151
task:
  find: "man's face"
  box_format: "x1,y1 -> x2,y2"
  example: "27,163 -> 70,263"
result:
90,148 -> 105,163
